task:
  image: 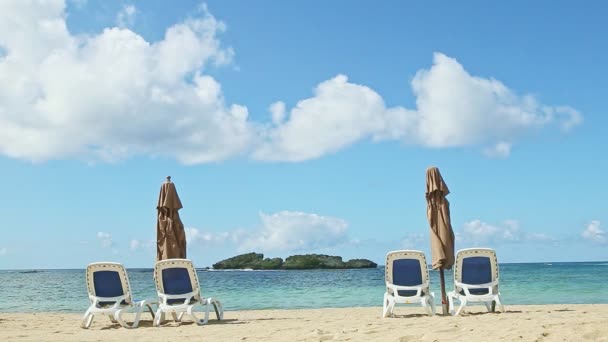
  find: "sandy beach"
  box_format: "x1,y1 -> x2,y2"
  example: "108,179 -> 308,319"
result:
1,304 -> 607,341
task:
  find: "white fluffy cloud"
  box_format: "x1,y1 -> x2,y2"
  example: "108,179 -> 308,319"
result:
0,0 -> 247,164
254,53 -> 581,161
116,4 -> 137,28
460,219 -> 521,243
97,231 -> 113,248
483,141 -> 512,159
0,2 -> 581,164
185,227 -> 243,245
407,54 -> 581,146
581,221 -> 606,244
459,219 -> 555,244
238,211 -> 349,253
254,75 -> 396,161
184,211 -> 350,254
269,101 -> 286,125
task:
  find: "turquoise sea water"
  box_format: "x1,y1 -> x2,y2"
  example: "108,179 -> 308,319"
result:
0,262 -> 607,313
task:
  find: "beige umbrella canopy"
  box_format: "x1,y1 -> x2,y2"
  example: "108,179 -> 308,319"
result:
426,166 -> 455,314
156,176 -> 187,261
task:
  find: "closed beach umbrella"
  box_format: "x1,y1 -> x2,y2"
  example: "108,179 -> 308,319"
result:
156,176 -> 187,260
425,167 -> 455,315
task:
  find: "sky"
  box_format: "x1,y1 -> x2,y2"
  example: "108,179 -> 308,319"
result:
0,0 -> 606,269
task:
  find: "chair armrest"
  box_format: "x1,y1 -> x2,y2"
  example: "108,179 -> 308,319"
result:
89,294 -> 127,309
134,298 -> 158,306
386,281 -> 429,297
158,293 -> 195,305
454,280 -> 498,295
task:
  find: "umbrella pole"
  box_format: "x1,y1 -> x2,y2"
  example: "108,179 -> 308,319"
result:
439,268 -> 448,315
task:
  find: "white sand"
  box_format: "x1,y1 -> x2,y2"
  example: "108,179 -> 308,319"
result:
1,304 -> 607,341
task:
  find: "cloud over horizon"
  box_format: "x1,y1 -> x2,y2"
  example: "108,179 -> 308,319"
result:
184,211 -> 351,255
239,211 -> 350,253
457,219 -> 556,244
96,231 -> 113,248
0,1 -> 582,164
581,221 -> 606,244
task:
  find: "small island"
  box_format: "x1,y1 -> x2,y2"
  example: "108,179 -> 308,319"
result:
212,253 -> 378,270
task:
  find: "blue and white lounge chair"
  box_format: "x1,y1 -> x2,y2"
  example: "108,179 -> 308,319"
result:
447,248 -> 505,315
81,262 -> 156,329
153,259 -> 223,326
383,250 -> 435,317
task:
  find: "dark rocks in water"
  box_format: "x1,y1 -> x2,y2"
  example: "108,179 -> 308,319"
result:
283,254 -> 345,269
212,252 -> 262,269
212,252 -> 284,270
212,253 -> 377,270
260,257 -> 284,269
344,259 -> 378,268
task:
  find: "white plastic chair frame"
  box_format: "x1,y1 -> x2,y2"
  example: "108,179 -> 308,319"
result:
153,259 -> 224,326
81,262 -> 155,329
447,248 -> 505,316
383,250 -> 435,317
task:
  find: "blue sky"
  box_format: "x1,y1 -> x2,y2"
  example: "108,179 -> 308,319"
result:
0,0 -> 606,269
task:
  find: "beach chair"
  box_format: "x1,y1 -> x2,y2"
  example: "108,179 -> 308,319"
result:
447,248 -> 505,315
383,250 -> 435,317
153,258 -> 223,326
81,262 -> 156,329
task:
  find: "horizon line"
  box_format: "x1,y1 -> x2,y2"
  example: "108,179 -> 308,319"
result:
1,260 -> 607,271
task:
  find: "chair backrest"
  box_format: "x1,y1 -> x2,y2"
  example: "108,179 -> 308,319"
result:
454,248 -> 499,295
154,259 -> 201,303
85,262 -> 132,305
385,250 -> 430,297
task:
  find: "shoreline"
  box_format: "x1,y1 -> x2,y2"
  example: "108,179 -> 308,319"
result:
2,304 -> 607,341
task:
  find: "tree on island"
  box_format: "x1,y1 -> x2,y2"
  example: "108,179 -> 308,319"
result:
212,253 -> 377,270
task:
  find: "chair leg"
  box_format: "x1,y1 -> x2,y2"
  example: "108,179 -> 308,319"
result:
484,302 -> 492,312
455,298 -> 466,316
114,308 -> 135,329
211,299 -> 223,320
421,294 -> 433,316
218,301 -> 224,320
382,293 -> 388,318
428,293 -> 436,316
171,312 -> 178,322
130,303 -> 145,328
495,295 -> 505,312
144,303 -> 156,319
382,293 -> 394,318
188,305 -> 207,325
119,302 -> 147,329
204,299 -> 211,324
422,299 -> 432,316
80,309 -> 94,329
153,308 -> 163,327
384,293 -> 396,318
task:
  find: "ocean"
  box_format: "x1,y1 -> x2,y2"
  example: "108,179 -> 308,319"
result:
1,262 -> 607,313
